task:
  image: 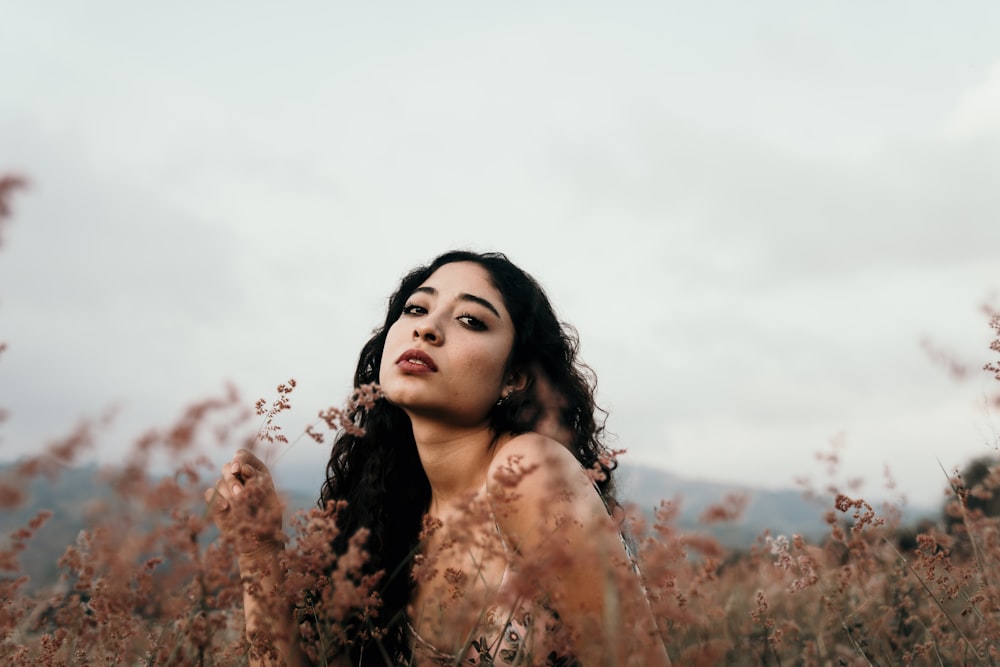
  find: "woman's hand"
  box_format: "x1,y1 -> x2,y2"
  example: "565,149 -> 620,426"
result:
204,449 -> 285,562
206,450 -> 310,666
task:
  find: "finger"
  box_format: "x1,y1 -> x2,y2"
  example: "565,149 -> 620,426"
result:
233,448 -> 267,472
221,458 -> 241,482
238,462 -> 257,481
204,485 -> 230,511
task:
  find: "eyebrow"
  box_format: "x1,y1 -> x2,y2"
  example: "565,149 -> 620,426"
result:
412,286 -> 502,319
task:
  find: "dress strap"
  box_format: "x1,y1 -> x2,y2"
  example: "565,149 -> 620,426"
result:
406,618 -> 456,664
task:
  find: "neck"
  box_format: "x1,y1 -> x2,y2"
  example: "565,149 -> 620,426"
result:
407,414 -> 499,514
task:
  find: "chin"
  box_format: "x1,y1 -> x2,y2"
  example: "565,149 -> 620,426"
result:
378,385 -> 405,407
379,384 -> 424,411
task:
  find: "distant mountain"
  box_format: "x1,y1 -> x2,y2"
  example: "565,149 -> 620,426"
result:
619,463 -> 837,545
0,463 -> 116,589
616,462 -> 936,545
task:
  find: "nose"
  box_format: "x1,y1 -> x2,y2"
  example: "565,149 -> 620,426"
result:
413,317 -> 443,344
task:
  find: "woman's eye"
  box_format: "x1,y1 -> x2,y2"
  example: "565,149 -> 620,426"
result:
457,314 -> 487,330
402,303 -> 427,316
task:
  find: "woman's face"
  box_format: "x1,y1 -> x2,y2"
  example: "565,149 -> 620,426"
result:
379,261 -> 518,428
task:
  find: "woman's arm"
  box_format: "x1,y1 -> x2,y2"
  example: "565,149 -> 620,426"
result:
205,449 -> 312,667
489,434 -> 671,666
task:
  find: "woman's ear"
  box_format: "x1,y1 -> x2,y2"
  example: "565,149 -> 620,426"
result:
504,367 -> 530,395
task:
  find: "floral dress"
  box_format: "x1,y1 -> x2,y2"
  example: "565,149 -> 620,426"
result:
407,603 -> 579,666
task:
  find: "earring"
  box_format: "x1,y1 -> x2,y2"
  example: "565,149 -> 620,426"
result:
496,393 -> 509,406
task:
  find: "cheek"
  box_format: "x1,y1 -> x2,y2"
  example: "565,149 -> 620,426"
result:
464,342 -> 513,387
378,323 -> 405,378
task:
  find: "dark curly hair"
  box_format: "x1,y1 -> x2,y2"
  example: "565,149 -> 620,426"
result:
319,250 -> 615,664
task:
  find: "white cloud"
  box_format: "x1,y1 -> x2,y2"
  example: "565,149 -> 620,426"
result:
944,61 -> 1000,140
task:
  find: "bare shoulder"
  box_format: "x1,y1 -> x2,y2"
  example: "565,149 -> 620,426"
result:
488,431 -> 589,489
486,432 -> 608,550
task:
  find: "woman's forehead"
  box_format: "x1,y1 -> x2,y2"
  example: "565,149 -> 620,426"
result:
421,262 -> 498,295
418,261 -> 511,318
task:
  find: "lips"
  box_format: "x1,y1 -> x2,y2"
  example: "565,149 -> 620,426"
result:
395,349 -> 438,372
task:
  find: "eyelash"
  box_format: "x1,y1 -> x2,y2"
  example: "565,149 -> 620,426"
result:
401,303 -> 427,316
457,313 -> 487,330
401,304 -> 487,331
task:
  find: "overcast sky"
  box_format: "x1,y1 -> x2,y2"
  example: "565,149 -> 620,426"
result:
2,1 -> 999,509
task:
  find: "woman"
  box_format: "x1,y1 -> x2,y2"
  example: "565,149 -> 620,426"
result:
207,251 -> 669,666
